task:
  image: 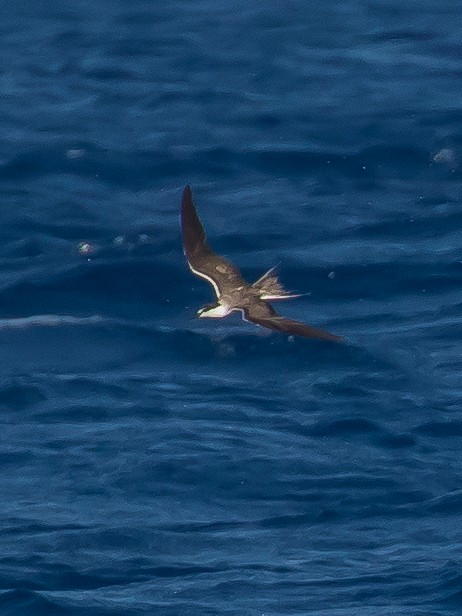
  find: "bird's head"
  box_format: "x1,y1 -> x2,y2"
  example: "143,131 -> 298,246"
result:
197,302 -> 229,318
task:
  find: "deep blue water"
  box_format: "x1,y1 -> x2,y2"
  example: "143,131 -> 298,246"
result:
1,1 -> 462,614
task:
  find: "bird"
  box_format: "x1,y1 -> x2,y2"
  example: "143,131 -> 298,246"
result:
181,185 -> 341,341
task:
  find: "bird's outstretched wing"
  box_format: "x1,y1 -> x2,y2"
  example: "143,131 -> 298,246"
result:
242,300 -> 341,341
181,185 -> 247,298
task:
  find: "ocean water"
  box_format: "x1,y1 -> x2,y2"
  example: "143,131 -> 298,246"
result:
1,1 -> 462,614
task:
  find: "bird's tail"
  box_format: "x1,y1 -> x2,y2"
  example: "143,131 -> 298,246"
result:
252,266 -> 302,300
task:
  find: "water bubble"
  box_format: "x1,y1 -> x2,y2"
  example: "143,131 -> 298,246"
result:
66,148 -> 85,159
432,147 -> 457,167
77,241 -> 97,256
113,235 -> 126,247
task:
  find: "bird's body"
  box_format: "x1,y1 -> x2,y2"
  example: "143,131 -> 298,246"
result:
181,185 -> 341,342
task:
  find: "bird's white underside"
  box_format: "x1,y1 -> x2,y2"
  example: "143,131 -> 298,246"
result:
186,260 -> 267,326
198,304 -> 231,318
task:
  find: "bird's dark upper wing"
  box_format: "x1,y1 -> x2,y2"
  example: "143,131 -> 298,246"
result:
242,300 -> 341,341
181,185 -> 247,297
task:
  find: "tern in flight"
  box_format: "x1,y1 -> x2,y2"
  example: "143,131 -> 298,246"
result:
181,185 -> 341,341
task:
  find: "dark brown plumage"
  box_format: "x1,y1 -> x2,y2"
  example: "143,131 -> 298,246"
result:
181,185 -> 341,342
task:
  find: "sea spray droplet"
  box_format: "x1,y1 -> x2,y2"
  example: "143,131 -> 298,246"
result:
432,147 -> 457,168
66,148 -> 85,159
77,241 -> 98,256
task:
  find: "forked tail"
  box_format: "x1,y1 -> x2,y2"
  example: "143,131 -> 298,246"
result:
252,266 -> 301,300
